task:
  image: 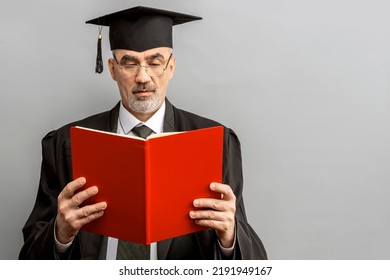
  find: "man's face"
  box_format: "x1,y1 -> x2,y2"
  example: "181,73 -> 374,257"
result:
108,47 -> 176,121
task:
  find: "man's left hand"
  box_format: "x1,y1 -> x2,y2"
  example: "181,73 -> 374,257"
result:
189,183 -> 236,248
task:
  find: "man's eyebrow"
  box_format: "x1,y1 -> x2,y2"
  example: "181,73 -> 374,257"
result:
118,53 -> 166,63
120,54 -> 138,63
145,53 -> 165,61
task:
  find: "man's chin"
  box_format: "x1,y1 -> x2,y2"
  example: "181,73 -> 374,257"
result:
128,100 -> 160,114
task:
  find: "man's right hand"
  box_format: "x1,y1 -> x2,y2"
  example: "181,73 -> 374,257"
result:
55,177 -> 107,244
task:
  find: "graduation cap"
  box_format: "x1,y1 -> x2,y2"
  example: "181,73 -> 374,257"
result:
86,6 -> 202,73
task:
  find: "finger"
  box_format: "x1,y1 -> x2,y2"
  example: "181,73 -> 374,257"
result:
65,210 -> 106,231
193,198 -> 233,212
210,183 -> 236,202
189,209 -> 226,222
76,202 -> 107,219
76,202 -> 107,225
71,186 -> 98,207
64,202 -> 107,229
79,210 -> 105,226
192,218 -> 234,234
60,177 -> 87,199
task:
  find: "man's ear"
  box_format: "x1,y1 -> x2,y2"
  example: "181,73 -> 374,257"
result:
169,56 -> 176,80
108,58 -> 117,81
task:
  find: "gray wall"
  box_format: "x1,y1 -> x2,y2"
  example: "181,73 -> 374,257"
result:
1,0 -> 389,259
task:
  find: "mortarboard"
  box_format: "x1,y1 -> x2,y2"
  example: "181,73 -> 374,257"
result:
86,6 -> 202,73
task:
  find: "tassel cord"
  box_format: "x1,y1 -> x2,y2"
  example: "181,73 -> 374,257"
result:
95,26 -> 103,74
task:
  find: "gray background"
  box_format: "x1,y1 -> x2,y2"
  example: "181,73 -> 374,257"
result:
1,0 -> 389,259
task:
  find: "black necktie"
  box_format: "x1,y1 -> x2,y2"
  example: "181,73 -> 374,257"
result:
116,125 -> 153,260
131,125 -> 154,139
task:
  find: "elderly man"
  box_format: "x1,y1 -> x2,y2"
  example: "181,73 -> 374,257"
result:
19,6 -> 267,260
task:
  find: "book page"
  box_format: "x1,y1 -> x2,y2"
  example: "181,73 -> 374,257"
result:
75,126 -> 185,140
147,131 -> 184,139
74,126 -> 144,140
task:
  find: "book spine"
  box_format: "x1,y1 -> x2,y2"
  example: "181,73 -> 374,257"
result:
144,141 -> 151,245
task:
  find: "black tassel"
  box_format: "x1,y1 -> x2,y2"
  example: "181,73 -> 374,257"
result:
95,28 -> 103,74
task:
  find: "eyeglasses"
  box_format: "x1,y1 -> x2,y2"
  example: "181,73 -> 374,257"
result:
113,53 -> 173,77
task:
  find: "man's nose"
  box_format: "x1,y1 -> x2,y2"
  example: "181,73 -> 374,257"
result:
135,66 -> 151,83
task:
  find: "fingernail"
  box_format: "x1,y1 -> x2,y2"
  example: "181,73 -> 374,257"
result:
91,186 -> 98,194
193,200 -> 199,207
210,183 -> 216,190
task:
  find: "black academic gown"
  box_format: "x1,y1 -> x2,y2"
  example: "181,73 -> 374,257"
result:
19,99 -> 267,260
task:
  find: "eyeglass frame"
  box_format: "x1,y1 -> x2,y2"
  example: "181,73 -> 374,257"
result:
112,52 -> 173,77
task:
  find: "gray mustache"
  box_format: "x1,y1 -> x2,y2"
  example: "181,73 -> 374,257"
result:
132,84 -> 156,93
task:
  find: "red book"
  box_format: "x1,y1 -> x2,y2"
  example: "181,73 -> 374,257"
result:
70,125 -> 223,245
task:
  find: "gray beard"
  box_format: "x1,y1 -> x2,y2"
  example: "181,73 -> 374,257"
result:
127,92 -> 161,114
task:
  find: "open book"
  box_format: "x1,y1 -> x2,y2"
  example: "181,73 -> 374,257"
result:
70,125 -> 223,245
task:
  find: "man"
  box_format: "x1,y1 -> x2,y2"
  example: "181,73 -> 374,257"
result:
19,6 -> 267,260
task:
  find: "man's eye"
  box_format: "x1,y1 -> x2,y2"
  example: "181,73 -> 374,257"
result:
122,64 -> 138,68
149,63 -> 161,68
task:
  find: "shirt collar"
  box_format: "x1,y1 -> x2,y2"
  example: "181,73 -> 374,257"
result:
118,101 -> 166,135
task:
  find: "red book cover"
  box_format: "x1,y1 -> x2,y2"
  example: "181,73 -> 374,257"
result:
70,125 -> 223,245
